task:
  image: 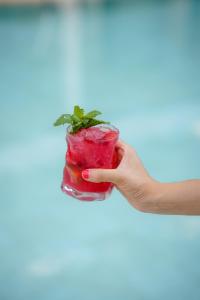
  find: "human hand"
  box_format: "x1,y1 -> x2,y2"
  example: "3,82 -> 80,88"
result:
82,140 -> 157,211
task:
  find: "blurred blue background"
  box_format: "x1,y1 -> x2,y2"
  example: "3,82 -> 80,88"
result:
0,0 -> 200,299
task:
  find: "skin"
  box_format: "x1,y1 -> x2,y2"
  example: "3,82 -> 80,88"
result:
82,140 -> 200,215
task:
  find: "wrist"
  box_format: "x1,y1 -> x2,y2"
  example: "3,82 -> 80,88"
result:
135,179 -> 163,213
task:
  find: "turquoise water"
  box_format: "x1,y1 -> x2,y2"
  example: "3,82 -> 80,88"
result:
0,1 -> 200,299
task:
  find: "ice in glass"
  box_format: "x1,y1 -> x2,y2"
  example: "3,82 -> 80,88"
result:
61,124 -> 119,201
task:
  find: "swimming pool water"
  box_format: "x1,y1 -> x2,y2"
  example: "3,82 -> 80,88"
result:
0,1 -> 200,300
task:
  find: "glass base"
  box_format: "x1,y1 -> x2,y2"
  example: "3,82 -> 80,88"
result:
61,183 -> 113,201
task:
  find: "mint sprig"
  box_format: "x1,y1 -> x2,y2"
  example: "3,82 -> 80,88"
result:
54,105 -> 110,134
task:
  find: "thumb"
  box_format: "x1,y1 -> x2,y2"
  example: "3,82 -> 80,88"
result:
82,169 -> 120,184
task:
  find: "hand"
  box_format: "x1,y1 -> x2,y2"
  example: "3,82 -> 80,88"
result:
82,140 -> 200,215
82,140 -> 157,211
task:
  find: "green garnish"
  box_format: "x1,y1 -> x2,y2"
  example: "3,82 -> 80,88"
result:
54,105 -> 110,134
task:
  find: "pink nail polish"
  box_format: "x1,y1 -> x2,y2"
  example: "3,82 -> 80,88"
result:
82,170 -> 89,180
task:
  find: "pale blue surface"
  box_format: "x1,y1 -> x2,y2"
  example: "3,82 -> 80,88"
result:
0,1 -> 200,300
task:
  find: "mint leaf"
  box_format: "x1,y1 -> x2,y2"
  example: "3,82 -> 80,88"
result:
82,118 -> 90,125
74,106 -> 84,118
85,110 -> 101,119
54,105 -> 110,133
85,119 -> 110,128
54,114 -> 72,126
71,115 -> 80,123
71,124 -> 83,134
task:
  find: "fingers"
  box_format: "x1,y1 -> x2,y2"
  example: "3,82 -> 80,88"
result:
116,139 -> 134,155
116,139 -> 137,164
81,140 -> 136,185
116,139 -> 126,150
117,148 -> 124,162
116,140 -> 128,160
82,169 -> 121,184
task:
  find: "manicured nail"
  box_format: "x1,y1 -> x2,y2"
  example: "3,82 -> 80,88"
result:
82,170 -> 89,180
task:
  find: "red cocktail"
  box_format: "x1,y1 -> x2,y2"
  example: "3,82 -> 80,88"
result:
61,124 -> 119,201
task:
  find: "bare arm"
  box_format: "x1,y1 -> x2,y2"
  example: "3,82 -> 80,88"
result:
143,180 -> 200,215
82,140 -> 200,216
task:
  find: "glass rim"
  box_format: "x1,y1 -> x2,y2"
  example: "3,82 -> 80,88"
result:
66,124 -> 119,141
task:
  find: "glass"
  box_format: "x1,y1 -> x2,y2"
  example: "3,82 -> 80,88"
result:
61,124 -> 119,201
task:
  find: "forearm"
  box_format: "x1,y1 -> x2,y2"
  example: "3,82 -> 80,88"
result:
140,180 -> 200,215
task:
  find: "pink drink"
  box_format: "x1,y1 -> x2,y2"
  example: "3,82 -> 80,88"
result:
61,124 -> 119,201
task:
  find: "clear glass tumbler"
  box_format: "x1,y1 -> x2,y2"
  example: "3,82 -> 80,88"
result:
61,124 -> 119,201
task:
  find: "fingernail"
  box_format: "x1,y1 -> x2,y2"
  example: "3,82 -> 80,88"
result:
82,170 -> 89,180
